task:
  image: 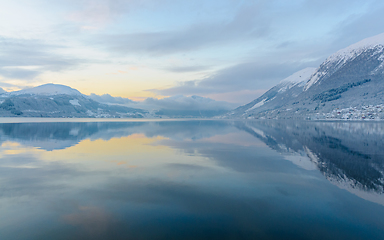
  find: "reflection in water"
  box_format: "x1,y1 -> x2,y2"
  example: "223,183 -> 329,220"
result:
237,121 -> 384,205
0,121 -> 232,150
0,120 -> 383,240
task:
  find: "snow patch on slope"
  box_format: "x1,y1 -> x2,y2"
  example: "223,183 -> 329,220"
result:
280,67 -> 317,84
69,99 -> 81,106
246,98 -> 268,112
304,71 -> 326,91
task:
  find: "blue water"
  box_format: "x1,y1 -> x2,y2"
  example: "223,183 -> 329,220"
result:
0,120 -> 383,240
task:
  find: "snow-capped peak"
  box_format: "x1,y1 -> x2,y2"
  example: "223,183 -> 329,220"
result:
326,32 -> 384,64
279,67 -> 317,84
338,33 -> 384,52
8,83 -> 82,96
304,32 -> 384,91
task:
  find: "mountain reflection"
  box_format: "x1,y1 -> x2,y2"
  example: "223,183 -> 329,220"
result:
0,121 -> 233,150
237,121 -> 384,204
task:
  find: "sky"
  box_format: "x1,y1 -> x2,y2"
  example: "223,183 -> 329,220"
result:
0,0 -> 384,104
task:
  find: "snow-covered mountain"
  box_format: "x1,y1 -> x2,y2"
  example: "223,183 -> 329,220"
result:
304,32 -> 384,91
0,84 -> 234,118
5,83 -> 82,96
0,84 -> 146,118
229,33 -> 384,120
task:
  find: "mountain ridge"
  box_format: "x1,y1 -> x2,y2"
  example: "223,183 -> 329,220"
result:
227,33 -> 384,120
0,84 -> 235,118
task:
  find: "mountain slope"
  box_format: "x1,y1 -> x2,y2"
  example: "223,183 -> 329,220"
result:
304,32 -> 384,91
228,67 -> 316,118
230,33 -> 384,120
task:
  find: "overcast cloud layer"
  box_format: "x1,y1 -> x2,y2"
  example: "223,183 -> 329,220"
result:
0,0 -> 383,104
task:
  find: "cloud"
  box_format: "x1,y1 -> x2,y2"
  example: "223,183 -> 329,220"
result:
88,93 -> 136,104
143,95 -> 236,111
205,89 -> 267,104
0,81 -> 26,91
0,36 -> 84,80
88,93 -> 237,112
94,3 -> 271,56
166,65 -> 211,73
329,2 -> 384,50
0,68 -> 41,80
66,0 -> 132,28
150,61 -> 314,98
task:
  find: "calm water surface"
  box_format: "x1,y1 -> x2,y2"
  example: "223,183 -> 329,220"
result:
0,120 -> 383,240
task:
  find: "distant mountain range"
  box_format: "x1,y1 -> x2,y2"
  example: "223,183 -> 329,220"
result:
227,33 -> 384,120
0,84 -> 146,118
0,83 -> 234,118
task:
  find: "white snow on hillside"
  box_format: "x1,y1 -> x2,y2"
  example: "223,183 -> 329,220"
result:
330,32 -> 384,61
246,98 -> 268,112
242,68 -> 317,113
304,33 -> 384,91
304,71 -> 326,91
280,67 -> 317,84
8,83 -> 82,96
69,99 -> 81,106
279,67 -> 317,93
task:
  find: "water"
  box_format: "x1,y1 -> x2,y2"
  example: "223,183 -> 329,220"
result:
0,120 -> 383,240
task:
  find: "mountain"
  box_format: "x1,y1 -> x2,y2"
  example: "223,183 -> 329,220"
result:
5,83 -> 82,96
229,33 -> 384,120
0,84 -> 146,118
0,84 -> 234,118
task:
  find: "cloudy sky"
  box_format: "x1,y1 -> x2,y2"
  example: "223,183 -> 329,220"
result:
0,0 -> 383,104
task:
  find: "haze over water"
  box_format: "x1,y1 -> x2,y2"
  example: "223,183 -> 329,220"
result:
0,120 -> 383,240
